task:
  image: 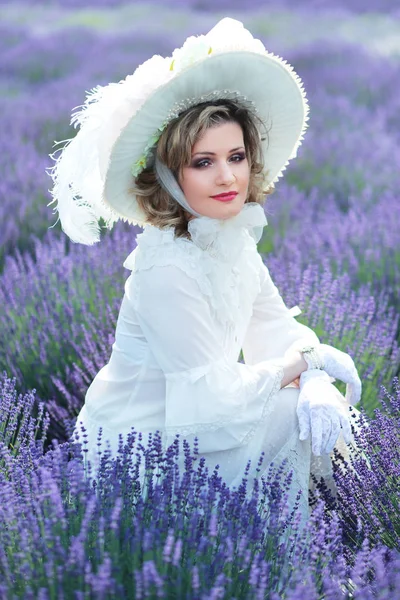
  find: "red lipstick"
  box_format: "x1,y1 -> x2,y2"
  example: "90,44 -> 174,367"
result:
211,192 -> 238,202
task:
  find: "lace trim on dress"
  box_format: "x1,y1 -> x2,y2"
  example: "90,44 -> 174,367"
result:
240,364 -> 285,446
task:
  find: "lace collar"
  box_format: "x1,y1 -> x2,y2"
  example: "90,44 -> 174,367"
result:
187,202 -> 267,263
125,201 -> 268,265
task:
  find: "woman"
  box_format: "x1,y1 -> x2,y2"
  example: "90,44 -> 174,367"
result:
48,18 -> 362,522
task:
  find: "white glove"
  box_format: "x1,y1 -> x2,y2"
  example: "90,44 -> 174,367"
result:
287,340 -> 362,406
297,369 -> 353,455
316,344 -> 362,406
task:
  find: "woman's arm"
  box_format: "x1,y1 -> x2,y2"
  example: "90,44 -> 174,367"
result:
242,260 -> 320,367
280,351 -> 308,388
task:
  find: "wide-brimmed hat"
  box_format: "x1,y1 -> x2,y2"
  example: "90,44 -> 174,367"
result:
47,17 -> 309,245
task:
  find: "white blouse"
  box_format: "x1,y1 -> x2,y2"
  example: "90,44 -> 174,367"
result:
74,202 -> 320,490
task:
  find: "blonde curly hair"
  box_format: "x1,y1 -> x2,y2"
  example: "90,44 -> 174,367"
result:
130,99 -> 274,239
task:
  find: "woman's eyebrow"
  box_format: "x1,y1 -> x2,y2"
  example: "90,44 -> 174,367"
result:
192,146 -> 245,157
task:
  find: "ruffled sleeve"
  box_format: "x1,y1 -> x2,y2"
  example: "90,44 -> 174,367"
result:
242,261 -> 320,365
129,263 -> 286,453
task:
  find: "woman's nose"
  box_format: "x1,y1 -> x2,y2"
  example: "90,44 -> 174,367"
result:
215,161 -> 236,185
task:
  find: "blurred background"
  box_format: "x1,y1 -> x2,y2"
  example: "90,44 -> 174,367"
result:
1,0 -> 399,443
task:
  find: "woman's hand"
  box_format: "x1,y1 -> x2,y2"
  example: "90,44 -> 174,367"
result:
317,344 -> 362,406
292,377 -> 300,388
285,340 -> 362,406
297,369 -> 353,455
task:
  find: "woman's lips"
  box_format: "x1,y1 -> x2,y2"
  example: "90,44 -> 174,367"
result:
211,192 -> 238,202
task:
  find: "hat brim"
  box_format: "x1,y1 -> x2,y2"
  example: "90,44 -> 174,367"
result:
103,50 -> 308,224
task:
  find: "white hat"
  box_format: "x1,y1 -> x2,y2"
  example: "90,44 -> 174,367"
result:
47,17 -> 309,245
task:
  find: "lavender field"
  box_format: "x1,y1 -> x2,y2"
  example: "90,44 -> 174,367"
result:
1,1 -> 400,598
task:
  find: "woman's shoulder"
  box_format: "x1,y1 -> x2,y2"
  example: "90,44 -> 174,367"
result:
123,224 -> 206,282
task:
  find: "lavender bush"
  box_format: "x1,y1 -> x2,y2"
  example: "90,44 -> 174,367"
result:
317,378 -> 400,554
0,28 -> 175,267
1,372 -> 400,598
1,0 -> 400,13
263,182 -> 400,306
0,222 -> 138,439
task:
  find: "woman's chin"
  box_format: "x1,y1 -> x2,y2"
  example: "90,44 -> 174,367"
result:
186,199 -> 245,220
208,199 -> 244,219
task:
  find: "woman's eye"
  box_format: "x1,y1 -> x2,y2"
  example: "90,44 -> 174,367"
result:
194,159 -> 211,168
193,153 -> 246,168
230,153 -> 246,162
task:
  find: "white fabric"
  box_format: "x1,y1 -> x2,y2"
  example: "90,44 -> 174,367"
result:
317,344 -> 362,406
72,203 -> 363,524
297,369 -> 353,455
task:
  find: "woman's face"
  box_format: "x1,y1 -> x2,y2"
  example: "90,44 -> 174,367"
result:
178,121 -> 250,220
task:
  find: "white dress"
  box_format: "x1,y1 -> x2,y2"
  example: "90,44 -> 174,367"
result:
72,203 -> 361,524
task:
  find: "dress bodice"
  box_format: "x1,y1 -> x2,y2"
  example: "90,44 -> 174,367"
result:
123,202 -> 268,335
